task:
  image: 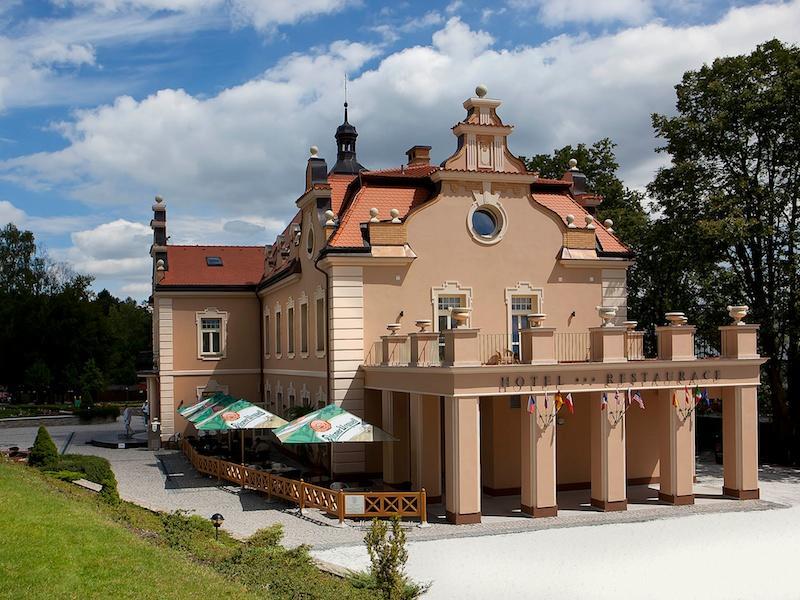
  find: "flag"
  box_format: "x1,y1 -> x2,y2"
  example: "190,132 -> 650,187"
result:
694,385 -> 702,405
703,389 -> 711,407
672,391 -> 679,408
527,395 -> 536,414
555,393 -> 564,412
614,389 -> 620,406
601,393 -> 608,410
565,393 -> 574,414
626,388 -> 632,406
632,391 -> 644,410
544,391 -> 549,410
684,385 -> 691,406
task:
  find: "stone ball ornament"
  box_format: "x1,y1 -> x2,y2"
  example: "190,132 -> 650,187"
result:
309,145 -> 319,156
475,84 -> 488,98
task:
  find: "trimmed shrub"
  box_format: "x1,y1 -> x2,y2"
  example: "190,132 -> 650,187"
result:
56,454 -> 119,503
45,470 -> 85,482
247,524 -> 284,548
28,426 -> 59,469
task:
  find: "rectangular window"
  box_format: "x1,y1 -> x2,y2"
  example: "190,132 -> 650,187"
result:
511,296 -> 535,359
287,306 -> 295,354
200,318 -> 221,355
264,314 -> 270,356
437,295 -> 464,359
275,312 -> 282,355
300,303 -> 309,354
315,298 -> 325,353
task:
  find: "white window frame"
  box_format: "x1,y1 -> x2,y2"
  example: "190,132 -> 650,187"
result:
314,285 -> 326,358
505,282 -> 543,357
196,308 -> 228,360
288,382 -> 296,408
299,292 -> 309,358
286,296 -> 295,358
431,281 -> 473,331
263,307 -> 271,359
274,302 -> 282,358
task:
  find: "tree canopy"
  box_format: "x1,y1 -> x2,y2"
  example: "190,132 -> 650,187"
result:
0,223 -> 151,401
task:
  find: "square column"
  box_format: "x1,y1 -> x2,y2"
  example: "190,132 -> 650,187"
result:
409,393 -> 442,502
656,325 -> 696,361
409,332 -> 440,367
589,327 -> 627,363
590,391 -> 627,511
658,388 -> 695,504
444,396 -> 481,524
519,327 -> 556,365
442,329 -> 480,367
722,386 -> 760,499
521,397 -> 557,517
382,390 -> 410,487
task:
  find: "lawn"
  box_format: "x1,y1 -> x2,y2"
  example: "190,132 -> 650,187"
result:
0,460 -> 252,600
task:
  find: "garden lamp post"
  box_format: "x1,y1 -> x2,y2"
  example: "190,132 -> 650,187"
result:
210,513 -> 224,540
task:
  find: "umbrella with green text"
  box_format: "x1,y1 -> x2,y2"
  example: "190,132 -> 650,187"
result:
273,404 -> 395,443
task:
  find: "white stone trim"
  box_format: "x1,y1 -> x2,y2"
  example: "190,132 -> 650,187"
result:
299,292 -> 309,358
263,305 -> 271,359
431,281 -> 473,331
467,185 -> 508,246
465,132 -> 476,170
504,282 -> 544,348
274,302 -> 282,358
262,368 -> 327,378
163,368 -> 261,376
195,307 -> 228,360
286,296 -> 296,358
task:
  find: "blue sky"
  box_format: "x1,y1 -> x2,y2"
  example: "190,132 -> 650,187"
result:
1,0 -> 798,299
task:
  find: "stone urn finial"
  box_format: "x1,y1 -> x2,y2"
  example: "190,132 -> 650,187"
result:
386,323 -> 402,335
415,319 -> 432,332
727,305 -> 749,326
369,207 -> 379,223
596,306 -> 618,327
665,312 -> 687,327
526,313 -> 547,328
450,307 -> 471,328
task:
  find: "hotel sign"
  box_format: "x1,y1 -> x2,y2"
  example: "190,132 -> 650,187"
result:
499,367 -> 722,393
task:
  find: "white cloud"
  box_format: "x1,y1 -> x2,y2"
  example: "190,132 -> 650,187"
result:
398,11 -> 444,33
0,200 -> 25,224
3,1 -> 800,253
228,0 -> 353,32
445,1 -> 464,14
510,0 -> 654,25
0,199 -> 96,235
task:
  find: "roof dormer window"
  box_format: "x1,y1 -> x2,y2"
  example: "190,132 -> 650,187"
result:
206,256 -> 223,266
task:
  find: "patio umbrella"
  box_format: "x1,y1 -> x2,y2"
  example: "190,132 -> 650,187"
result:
178,392 -> 287,463
273,404 -> 395,444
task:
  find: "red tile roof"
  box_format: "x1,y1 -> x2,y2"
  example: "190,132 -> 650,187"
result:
364,164 -> 439,178
329,184 -> 431,247
329,173 -> 357,213
533,192 -> 630,254
159,245 -> 265,287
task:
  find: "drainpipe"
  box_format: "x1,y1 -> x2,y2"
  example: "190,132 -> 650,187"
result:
258,292 -> 264,405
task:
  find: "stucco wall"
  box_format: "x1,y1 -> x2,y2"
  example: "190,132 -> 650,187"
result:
362,182 -> 608,349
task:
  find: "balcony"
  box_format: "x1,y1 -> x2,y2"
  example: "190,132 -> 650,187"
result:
363,328 -> 725,368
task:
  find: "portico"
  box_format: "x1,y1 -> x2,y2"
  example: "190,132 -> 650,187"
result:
366,322 -> 763,524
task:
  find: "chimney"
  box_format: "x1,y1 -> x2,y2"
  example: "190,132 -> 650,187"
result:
150,195 -> 168,277
562,158 -> 602,214
305,145 -> 328,189
405,145 -> 431,166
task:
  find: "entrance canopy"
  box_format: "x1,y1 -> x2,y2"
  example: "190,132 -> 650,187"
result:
274,404 -> 395,443
178,393 -> 287,430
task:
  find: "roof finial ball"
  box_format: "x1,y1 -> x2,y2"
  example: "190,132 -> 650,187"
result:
309,145 -> 319,157
475,84 -> 488,98
568,158 -> 578,171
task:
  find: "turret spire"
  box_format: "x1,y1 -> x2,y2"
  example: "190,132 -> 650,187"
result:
330,86 -> 365,174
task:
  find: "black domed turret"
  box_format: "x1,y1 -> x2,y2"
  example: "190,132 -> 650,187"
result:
331,102 -> 365,175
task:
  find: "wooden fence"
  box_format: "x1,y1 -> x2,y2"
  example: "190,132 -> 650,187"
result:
181,440 -> 427,525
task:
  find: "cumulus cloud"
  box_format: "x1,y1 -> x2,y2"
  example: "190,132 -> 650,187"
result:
223,219 -> 266,236
509,0 -> 654,25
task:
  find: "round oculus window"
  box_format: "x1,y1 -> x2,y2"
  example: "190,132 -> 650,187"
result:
472,208 -> 498,238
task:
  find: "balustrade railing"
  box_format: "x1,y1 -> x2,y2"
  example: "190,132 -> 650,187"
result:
554,332 -> 591,363
180,440 -> 427,525
479,333 -> 519,365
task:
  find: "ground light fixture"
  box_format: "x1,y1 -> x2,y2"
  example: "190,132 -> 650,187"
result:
210,513 -> 224,540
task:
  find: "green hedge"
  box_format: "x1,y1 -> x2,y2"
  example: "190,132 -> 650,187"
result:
55,454 -> 120,503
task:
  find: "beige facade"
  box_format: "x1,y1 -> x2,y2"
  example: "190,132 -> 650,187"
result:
142,87 -> 763,524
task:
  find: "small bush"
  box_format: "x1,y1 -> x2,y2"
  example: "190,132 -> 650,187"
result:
28,426 -> 59,469
247,524 -> 284,548
56,454 -> 119,504
350,517 -> 428,600
159,510 -> 236,563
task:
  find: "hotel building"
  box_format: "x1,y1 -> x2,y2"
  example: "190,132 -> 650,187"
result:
142,86 -> 763,524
